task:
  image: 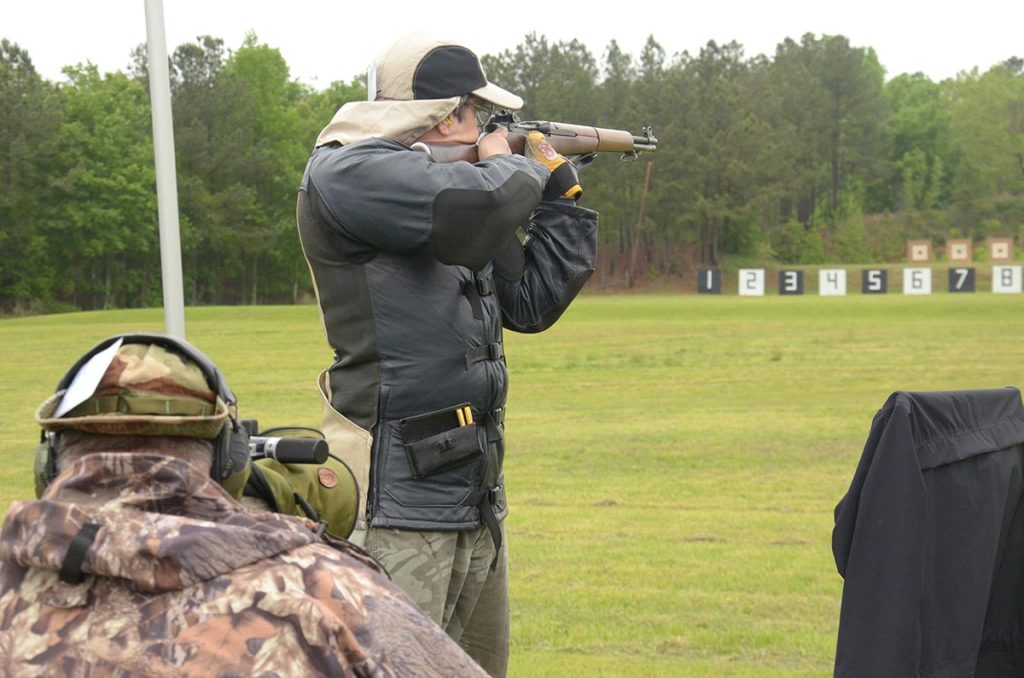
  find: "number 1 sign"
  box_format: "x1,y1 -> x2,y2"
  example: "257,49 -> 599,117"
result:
698,269 -> 722,294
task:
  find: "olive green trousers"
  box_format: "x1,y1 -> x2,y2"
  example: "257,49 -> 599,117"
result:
366,522 -> 509,677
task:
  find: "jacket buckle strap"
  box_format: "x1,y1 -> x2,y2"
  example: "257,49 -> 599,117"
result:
488,343 -> 504,361
461,281 -> 485,321
60,522 -> 102,584
464,342 -> 505,370
482,407 -> 504,441
461,486 -> 503,570
475,274 -> 494,296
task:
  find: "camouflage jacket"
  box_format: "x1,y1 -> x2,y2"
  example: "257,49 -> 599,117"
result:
0,453 -> 486,677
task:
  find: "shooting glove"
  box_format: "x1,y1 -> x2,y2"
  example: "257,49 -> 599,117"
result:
525,131 -> 583,201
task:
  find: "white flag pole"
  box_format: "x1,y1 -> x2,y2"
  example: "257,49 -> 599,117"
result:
144,0 -> 186,339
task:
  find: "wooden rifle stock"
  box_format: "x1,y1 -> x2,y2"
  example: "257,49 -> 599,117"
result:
421,120 -> 657,164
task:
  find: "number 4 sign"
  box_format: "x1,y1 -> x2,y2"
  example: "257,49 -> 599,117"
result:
819,269 -> 847,296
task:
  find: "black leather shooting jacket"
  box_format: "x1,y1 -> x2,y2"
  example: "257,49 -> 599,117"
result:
297,138 -> 597,533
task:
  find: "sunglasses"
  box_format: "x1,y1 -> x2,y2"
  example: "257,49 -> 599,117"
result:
463,96 -> 499,128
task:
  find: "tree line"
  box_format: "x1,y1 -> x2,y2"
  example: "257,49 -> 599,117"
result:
1,32 -> 1022,312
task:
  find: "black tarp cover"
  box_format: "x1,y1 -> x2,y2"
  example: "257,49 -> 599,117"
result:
833,387 -> 1024,677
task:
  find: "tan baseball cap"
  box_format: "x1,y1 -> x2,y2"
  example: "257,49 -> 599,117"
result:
373,33 -> 523,110
316,33 -> 523,148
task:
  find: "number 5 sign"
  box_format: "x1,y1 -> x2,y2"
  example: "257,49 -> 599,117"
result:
861,269 -> 888,294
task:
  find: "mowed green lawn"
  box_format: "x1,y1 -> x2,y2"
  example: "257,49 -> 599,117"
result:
2,293 -> 1024,676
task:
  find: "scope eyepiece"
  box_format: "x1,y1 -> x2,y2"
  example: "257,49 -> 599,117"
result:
250,436 -> 329,465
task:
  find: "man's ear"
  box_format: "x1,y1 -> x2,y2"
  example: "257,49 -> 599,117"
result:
417,110 -> 460,143
437,115 -> 456,136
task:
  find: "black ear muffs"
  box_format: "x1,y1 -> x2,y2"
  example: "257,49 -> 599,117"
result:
33,431 -> 61,498
215,417 -> 252,498
38,333 -> 251,496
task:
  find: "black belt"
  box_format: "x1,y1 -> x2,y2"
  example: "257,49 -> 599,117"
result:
462,485 -> 503,570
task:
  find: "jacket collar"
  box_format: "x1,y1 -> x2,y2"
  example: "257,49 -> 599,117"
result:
1,453 -> 318,593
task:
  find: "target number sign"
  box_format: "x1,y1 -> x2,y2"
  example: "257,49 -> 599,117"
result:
779,270 -> 804,295
948,267 -> 975,293
698,269 -> 722,294
819,269 -> 847,296
861,269 -> 888,294
738,269 -> 765,296
903,268 -> 932,295
992,265 -> 1023,293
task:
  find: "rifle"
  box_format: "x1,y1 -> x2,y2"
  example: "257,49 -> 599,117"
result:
419,112 -> 657,164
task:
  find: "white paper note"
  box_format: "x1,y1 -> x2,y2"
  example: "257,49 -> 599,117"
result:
54,338 -> 124,417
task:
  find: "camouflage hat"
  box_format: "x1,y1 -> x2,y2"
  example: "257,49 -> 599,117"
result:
36,343 -> 229,439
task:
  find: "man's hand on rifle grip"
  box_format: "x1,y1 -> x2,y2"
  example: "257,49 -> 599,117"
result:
478,127 -> 512,161
524,132 -> 583,201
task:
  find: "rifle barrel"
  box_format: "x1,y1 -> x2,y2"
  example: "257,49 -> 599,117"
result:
513,122 -> 656,155
422,121 -> 656,163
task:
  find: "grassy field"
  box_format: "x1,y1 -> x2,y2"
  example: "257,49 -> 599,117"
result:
2,293 -> 1024,675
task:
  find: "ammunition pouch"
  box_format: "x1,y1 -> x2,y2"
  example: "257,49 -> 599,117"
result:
400,403 -> 483,479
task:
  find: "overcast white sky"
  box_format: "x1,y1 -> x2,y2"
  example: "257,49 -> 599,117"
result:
2,1 -> 1020,87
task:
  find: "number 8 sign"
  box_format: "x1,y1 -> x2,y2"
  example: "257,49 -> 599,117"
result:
992,266 -> 1023,293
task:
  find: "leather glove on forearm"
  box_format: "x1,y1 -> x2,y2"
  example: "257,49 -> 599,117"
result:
525,131 -> 583,201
